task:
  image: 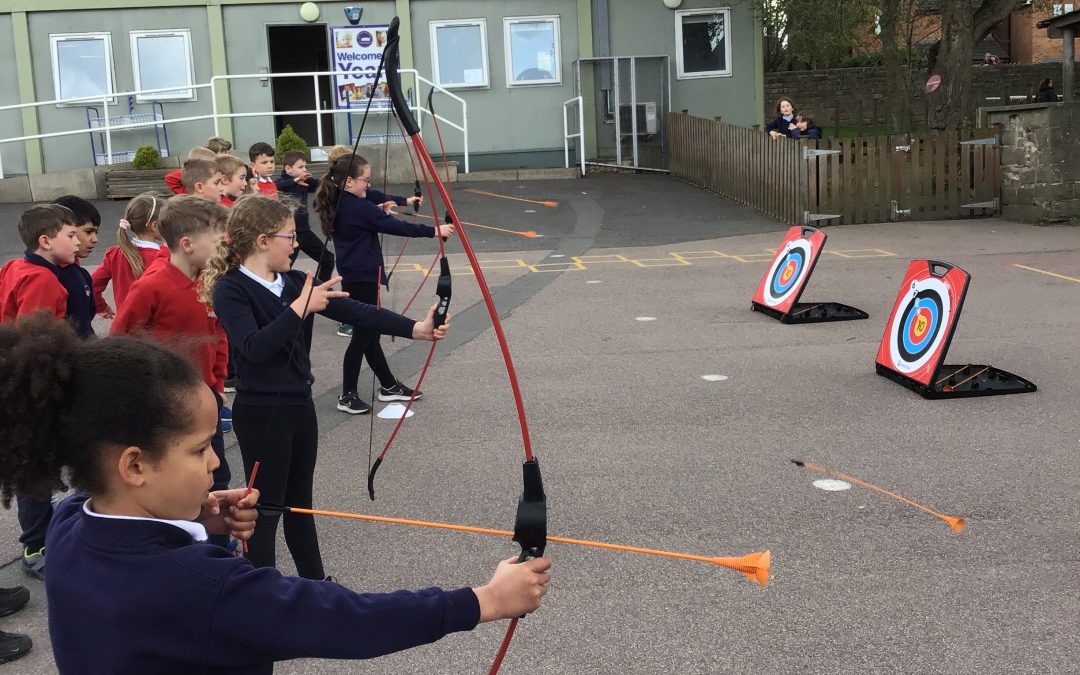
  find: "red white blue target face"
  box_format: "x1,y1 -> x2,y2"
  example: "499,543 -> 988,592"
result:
888,277 -> 951,373
763,240 -> 812,308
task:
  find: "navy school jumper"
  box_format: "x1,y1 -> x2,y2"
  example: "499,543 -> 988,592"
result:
45,494 -> 480,674
211,268 -> 416,405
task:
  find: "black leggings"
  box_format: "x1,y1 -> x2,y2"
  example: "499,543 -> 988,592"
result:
233,399 -> 325,579
290,227 -> 335,282
342,281 -> 395,395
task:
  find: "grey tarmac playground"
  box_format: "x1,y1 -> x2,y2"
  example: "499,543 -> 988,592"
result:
0,174 -> 1077,673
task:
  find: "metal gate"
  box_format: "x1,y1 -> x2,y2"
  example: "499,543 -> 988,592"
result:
572,56 -> 672,173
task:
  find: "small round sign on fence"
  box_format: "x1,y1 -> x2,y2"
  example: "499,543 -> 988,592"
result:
925,74 -> 943,93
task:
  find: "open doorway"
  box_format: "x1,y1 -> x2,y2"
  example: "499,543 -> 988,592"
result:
267,25 -> 335,147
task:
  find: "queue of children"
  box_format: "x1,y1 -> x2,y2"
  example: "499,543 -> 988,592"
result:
0,135 -> 551,670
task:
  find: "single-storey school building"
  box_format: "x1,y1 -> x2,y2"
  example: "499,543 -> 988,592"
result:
0,0 -> 762,178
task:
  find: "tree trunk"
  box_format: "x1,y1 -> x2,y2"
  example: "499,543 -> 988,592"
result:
929,0 -> 975,129
879,0 -> 912,133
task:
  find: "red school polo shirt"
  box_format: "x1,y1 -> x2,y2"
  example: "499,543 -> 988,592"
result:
110,260 -> 228,392
0,257 -> 67,323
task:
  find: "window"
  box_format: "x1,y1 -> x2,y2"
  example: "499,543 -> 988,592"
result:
430,19 -> 489,88
50,33 -> 115,103
1053,3 -> 1074,15
676,8 -> 732,79
504,16 -> 561,86
130,30 -> 195,101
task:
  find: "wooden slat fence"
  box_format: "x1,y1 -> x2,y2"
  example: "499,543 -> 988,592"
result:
668,112 -> 1000,226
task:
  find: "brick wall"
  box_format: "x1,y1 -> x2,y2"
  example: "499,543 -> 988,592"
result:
764,63 -> 1069,129
986,102 -> 1080,221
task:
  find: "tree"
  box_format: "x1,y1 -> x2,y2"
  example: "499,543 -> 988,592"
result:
925,0 -> 1024,128
879,0 -> 914,132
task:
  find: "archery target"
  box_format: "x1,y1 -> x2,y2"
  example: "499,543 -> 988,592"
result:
876,260 -> 970,386
889,277 -> 950,372
752,227 -> 827,315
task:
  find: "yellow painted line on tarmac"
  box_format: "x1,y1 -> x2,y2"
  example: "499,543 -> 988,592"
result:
389,248 -> 896,276
1009,263 -> 1080,284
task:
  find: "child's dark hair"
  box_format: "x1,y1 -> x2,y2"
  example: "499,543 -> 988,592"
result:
795,113 -> 816,127
248,142 -> 275,161
53,195 -> 101,228
314,154 -> 369,237
774,97 -> 797,116
181,159 -> 220,193
281,150 -> 307,167
117,192 -> 165,278
158,195 -> 229,250
200,195 -> 295,303
18,204 -> 77,250
0,313 -> 203,504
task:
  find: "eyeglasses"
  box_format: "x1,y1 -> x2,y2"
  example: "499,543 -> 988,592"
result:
270,232 -> 297,243
354,176 -> 371,185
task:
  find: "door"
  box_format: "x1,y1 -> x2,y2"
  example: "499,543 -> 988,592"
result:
267,25 -> 335,147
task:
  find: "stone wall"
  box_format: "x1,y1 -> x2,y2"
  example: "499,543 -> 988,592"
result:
764,64 -> 1069,129
985,102 -> 1080,222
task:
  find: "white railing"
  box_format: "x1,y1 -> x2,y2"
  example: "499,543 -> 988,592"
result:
563,96 -> 585,177
0,69 -> 470,176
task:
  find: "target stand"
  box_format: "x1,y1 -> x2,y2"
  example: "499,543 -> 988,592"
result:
751,226 -> 868,324
875,260 -> 1037,399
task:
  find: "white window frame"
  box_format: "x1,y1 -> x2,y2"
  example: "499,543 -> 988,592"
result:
49,32 -> 116,105
129,29 -> 196,101
675,8 -> 733,80
429,19 -> 490,89
503,15 -> 562,87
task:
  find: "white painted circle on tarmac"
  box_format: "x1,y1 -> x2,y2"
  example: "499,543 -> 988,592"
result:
377,404 -> 415,420
701,374 -> 729,382
635,316 -> 658,322
813,479 -> 852,491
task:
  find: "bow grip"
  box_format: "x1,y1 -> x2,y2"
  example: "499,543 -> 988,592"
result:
433,257 -> 452,330
513,459 -> 547,562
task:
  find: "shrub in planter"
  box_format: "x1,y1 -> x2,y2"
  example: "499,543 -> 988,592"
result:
132,146 -> 161,170
275,125 -> 310,160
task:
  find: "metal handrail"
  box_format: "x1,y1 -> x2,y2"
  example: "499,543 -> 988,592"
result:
563,96 -> 585,176
0,69 -> 471,176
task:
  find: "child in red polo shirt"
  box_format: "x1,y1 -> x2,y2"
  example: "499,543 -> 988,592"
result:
249,142 -> 279,198
165,146 -> 218,195
217,154 -> 249,207
111,196 -> 233,515
90,192 -> 165,318
0,203 -> 82,580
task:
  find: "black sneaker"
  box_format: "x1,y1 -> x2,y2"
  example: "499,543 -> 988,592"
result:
378,381 -> 422,402
0,631 -> 31,664
0,587 -> 29,618
336,392 -> 372,415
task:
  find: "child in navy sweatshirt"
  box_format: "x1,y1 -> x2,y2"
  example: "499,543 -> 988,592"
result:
275,150 -> 334,282
202,195 -> 449,579
0,314 -> 551,673
313,154 -> 452,415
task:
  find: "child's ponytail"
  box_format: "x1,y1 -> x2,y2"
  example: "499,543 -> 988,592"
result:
0,314 -> 203,504
199,195 -> 294,305
314,154 -> 368,237
117,192 -> 164,279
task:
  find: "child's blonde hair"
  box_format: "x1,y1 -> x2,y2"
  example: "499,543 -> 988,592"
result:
216,154 -> 247,188
205,137 -> 232,154
117,192 -> 165,278
200,195 -> 296,304
326,145 -> 353,163
158,196 -> 228,251
186,146 -> 217,161
181,159 -> 220,193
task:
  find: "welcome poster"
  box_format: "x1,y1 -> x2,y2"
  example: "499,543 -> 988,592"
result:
331,25 -> 391,108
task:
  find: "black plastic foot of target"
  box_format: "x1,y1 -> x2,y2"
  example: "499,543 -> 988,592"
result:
875,363 -> 1038,399
752,301 -> 868,324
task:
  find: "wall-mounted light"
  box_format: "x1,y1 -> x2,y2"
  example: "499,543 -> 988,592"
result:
663,0 -> 683,8
259,66 -> 269,87
344,6 -> 363,25
299,2 -> 320,22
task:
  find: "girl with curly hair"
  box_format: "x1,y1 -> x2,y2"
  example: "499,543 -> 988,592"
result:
0,314 -> 550,672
